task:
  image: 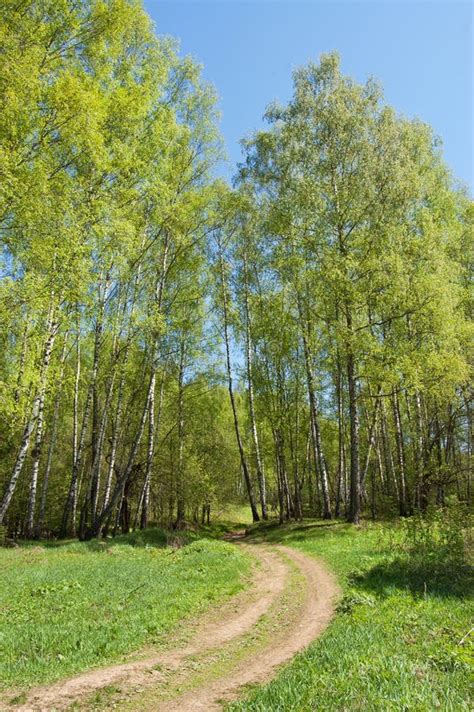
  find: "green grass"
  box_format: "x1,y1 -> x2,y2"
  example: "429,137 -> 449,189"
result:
229,519 -> 473,712
213,504 -> 255,526
0,529 -> 251,691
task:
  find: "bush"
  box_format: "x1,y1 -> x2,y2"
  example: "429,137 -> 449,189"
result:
401,499 -> 472,569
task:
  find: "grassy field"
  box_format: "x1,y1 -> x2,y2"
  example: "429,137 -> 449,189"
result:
0,529 -> 251,692
1,512 -> 471,711
230,518 -> 473,712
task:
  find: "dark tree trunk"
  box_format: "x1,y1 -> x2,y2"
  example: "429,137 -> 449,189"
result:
346,328 -> 361,525
298,296 -> 332,519
218,241 -> 259,522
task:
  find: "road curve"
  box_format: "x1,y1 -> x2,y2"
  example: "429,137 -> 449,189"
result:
6,540 -> 340,712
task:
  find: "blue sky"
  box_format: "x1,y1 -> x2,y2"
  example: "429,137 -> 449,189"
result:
144,1 -> 473,191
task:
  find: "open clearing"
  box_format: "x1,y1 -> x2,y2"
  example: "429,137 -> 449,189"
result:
1,520 -> 471,711
1,538 -> 339,711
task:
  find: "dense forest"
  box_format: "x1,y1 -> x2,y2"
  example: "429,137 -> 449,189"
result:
0,0 -> 472,541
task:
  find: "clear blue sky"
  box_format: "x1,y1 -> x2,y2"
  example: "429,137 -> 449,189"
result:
144,1 -> 473,191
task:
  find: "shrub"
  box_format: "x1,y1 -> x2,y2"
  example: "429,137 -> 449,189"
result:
401,499 -> 472,569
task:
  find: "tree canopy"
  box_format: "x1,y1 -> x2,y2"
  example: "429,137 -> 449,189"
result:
0,3 -> 472,538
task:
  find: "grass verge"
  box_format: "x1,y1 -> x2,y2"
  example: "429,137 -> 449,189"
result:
229,519 -> 473,712
0,529 -> 251,691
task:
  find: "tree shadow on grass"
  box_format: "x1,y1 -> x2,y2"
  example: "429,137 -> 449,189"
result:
246,519 -> 346,545
16,527 -> 170,550
245,519 -> 473,600
15,520 -> 250,552
350,556 -> 473,600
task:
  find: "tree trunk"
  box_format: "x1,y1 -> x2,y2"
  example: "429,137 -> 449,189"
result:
175,343 -> 186,525
360,389 -> 381,494
0,312 -> 58,527
303,421 -> 315,515
346,320 -> 361,524
88,275 -> 109,525
14,322 -> 29,404
61,370 -> 93,538
335,354 -> 346,517
273,428 -> 285,523
218,241 -> 259,522
289,405 -> 303,520
298,296 -> 332,519
243,252 -> 267,519
374,427 -> 386,494
392,388 -> 408,516
276,426 -> 292,519
36,331 -> 70,537
25,306 -> 59,537
381,399 -> 399,501
465,390 -> 472,503
102,372 -> 124,513
137,372 -> 164,529
414,390 -> 428,511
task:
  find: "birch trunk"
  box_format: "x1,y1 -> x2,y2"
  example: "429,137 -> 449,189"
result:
0,312 -> 58,526
243,251 -> 267,519
14,322 -> 29,404
381,399 -> 399,500
414,390 -> 429,511
346,333 -> 361,524
35,331 -> 70,537
360,390 -> 381,493
298,296 -> 332,519
90,370 -> 116,522
61,370 -> 93,537
335,354 -> 346,517
88,274 -> 109,524
175,345 -> 186,525
102,373 -> 125,513
392,388 -> 408,516
137,372 -> 165,529
25,306 -> 59,536
273,428 -> 285,524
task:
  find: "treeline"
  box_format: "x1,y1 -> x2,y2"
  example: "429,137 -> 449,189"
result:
223,56 -> 473,525
0,1 -> 471,538
0,0 -> 239,538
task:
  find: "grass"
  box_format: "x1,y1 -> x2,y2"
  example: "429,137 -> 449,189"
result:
2,512 -> 472,710
229,519 -> 473,712
0,528 -> 252,691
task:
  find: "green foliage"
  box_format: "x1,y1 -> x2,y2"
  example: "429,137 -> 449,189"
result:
400,500 -> 472,570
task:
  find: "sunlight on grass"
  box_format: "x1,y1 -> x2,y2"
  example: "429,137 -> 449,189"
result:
0,531 -> 251,690
229,520 -> 473,712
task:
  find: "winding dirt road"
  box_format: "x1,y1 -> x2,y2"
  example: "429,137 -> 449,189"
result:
5,539 -> 340,711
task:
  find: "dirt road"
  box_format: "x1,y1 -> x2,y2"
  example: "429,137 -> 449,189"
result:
7,540 -> 340,711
